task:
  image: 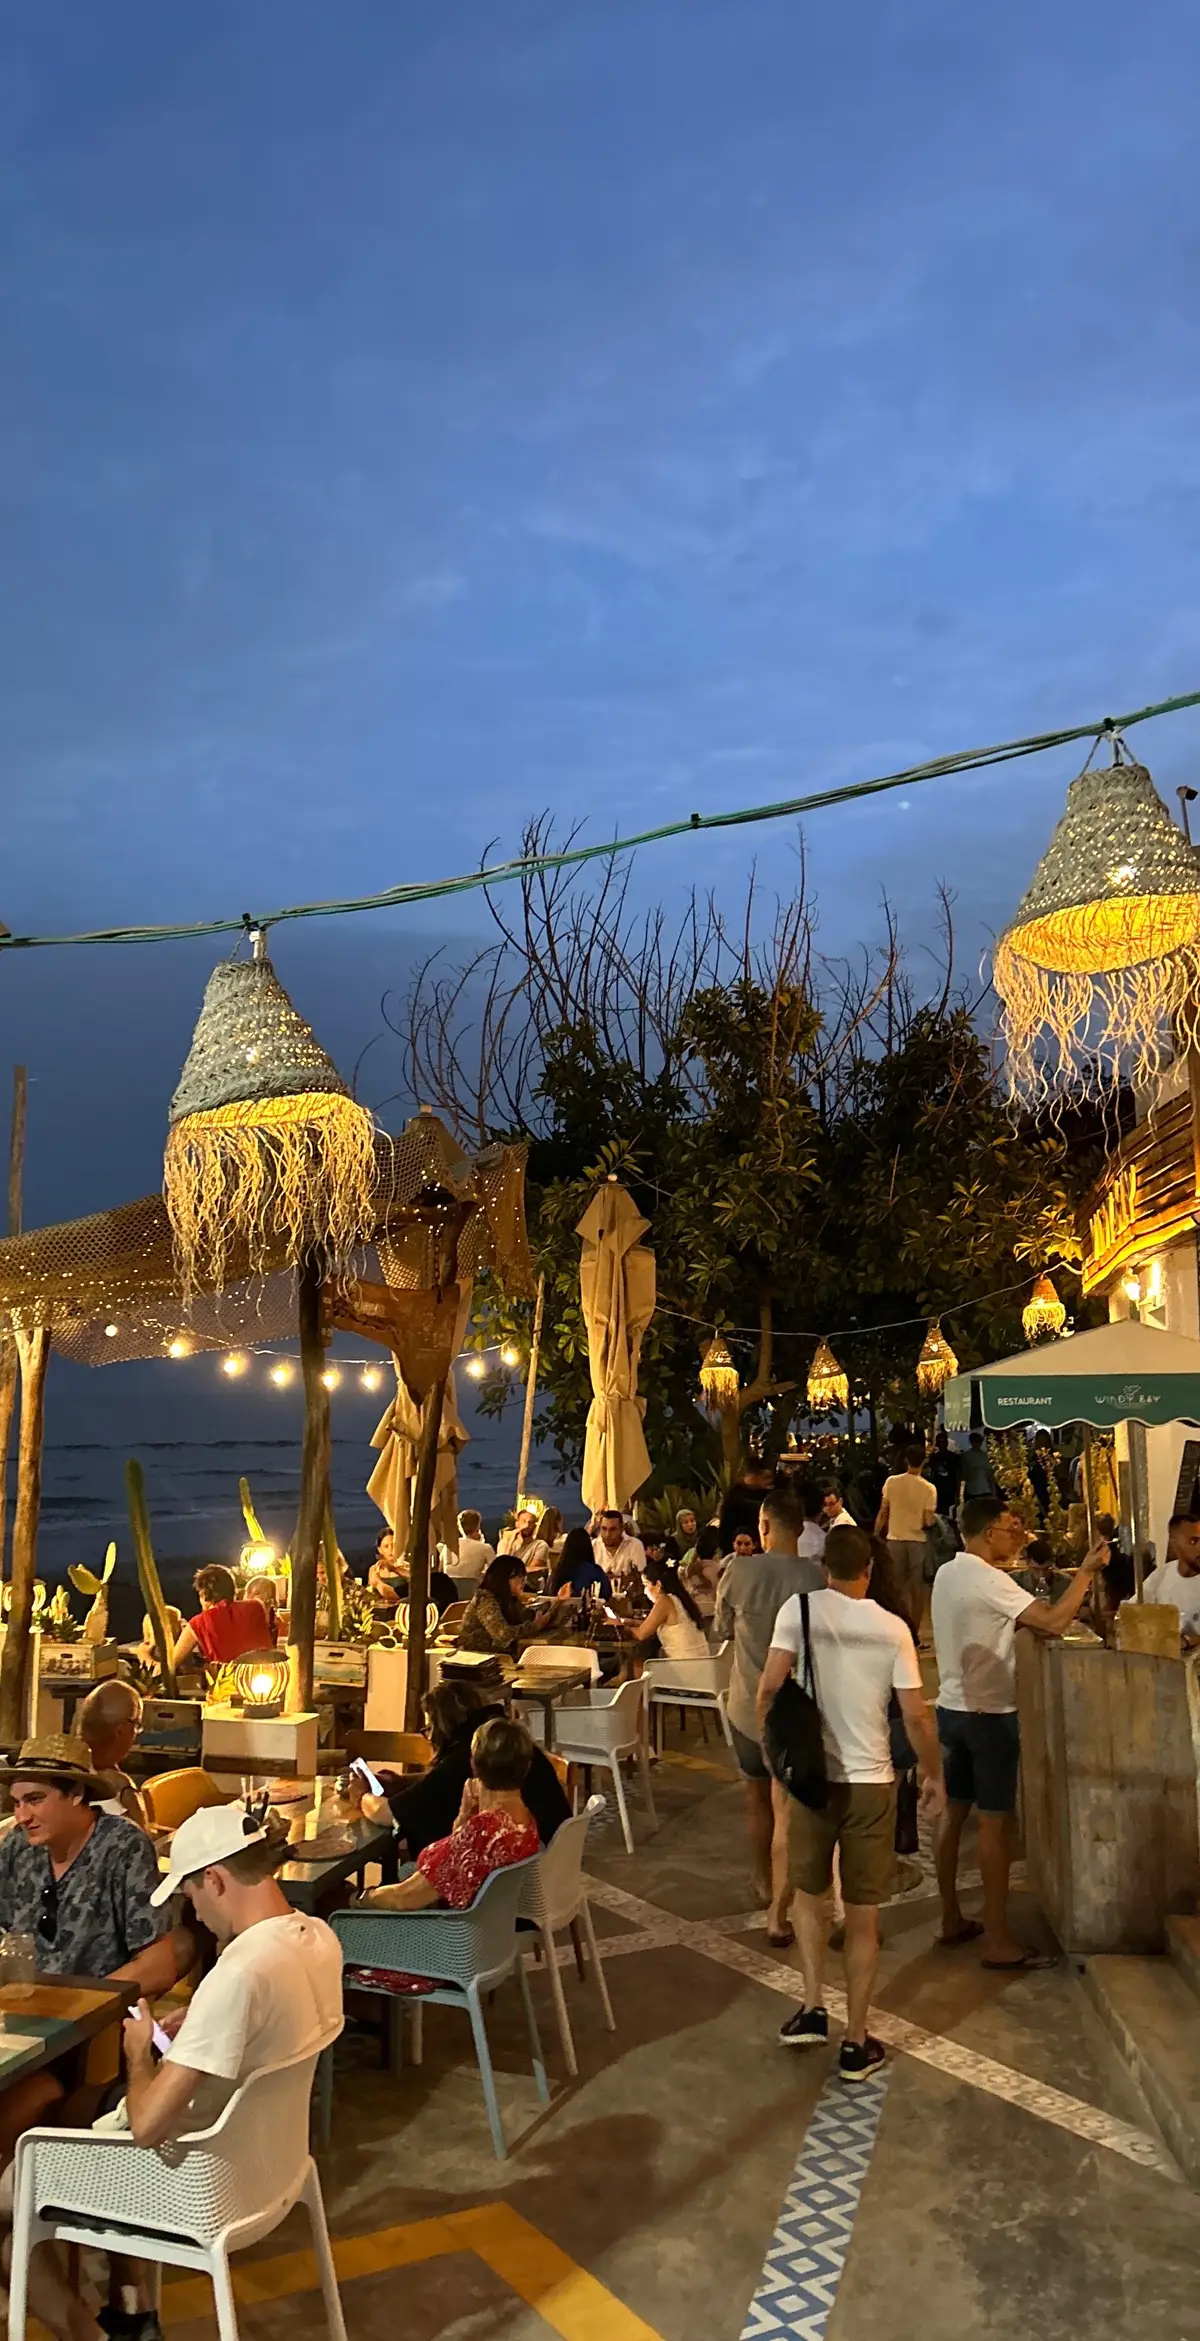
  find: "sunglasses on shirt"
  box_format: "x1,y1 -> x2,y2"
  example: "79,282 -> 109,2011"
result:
37,1869 -> 58,1945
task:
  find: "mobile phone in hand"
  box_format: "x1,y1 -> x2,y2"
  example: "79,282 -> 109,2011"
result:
128,2004 -> 172,2056
350,1756 -> 386,1798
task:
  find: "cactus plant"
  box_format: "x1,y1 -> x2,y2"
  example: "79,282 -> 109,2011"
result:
68,1540 -> 117,1643
125,1461 -> 176,1695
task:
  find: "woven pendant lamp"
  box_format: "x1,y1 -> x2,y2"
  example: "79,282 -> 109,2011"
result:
916,1319 -> 958,1399
164,937 -> 377,1295
807,1338 -> 848,1412
1022,1273 -> 1067,1344
699,1333 -> 739,1409
994,751 -> 1200,1095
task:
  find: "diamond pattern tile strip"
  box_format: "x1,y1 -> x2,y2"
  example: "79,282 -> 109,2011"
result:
739,2073 -> 890,2340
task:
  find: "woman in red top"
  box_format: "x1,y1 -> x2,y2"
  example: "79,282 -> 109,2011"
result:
171,1565 -> 274,1674
364,1717 -> 539,1912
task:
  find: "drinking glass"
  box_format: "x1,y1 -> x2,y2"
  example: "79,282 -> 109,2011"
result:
0,1932 -> 36,1999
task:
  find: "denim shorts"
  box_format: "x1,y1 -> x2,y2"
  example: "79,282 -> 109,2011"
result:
936,1707 -> 1020,1815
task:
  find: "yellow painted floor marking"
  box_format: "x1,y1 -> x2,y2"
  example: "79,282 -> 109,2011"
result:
155,2202 -> 666,2338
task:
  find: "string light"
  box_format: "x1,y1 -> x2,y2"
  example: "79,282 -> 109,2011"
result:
466,1355 -> 486,1379
167,1336 -> 192,1359
103,1323 -> 119,1339
500,1344 -> 520,1368
320,1367 -> 341,1391
269,1361 -> 293,1388
360,1366 -> 382,1392
205,1336 -> 513,1386
222,1352 -> 249,1378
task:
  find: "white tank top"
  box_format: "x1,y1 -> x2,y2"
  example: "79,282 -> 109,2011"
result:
658,1594 -> 709,1661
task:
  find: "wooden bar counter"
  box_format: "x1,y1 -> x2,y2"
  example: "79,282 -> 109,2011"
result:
1017,1635 -> 1200,1953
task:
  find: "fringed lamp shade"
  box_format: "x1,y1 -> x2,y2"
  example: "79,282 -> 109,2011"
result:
164,949 -> 377,1296
916,1320 -> 958,1399
699,1334 -> 739,1409
1022,1273 -> 1067,1344
994,756 -> 1200,1095
807,1339 -> 849,1412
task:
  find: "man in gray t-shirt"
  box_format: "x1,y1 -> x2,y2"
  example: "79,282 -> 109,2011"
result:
715,1488 -> 823,1939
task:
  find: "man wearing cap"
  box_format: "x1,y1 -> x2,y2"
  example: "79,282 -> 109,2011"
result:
0,1802 -> 343,2341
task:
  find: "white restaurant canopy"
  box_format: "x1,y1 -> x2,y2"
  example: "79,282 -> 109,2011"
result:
943,1317 -> 1200,1432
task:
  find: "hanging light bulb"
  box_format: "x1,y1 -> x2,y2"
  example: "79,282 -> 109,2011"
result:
222,1352 -> 249,1378
465,1355 -> 487,1380
1022,1274 -> 1068,1344
916,1320 -> 959,1398
699,1334 -> 739,1409
500,1344 -> 520,1368
360,1366 -> 382,1392
807,1339 -> 849,1412
320,1367 -> 341,1391
104,1323 -> 119,1339
167,1336 -> 192,1360
269,1361 -> 293,1387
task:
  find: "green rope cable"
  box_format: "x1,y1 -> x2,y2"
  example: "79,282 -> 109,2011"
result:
4,688 -> 1198,954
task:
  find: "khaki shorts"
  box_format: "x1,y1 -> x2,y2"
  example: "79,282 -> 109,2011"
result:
787,1783 -> 897,1907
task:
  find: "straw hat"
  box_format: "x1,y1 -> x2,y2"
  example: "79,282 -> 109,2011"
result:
0,1733 -> 106,1797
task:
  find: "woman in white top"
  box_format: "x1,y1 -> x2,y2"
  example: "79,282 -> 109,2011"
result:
631,1558 -> 710,1660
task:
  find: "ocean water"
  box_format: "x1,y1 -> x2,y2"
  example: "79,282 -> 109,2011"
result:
4,1350 -> 569,1630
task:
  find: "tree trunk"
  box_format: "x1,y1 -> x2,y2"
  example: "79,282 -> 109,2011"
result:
404,1374 -> 447,1730
0,1325 -> 49,1744
126,1458 -> 176,1696
515,1274 -> 545,1504
718,1401 -> 742,1487
288,1256 -> 330,1715
0,1067 -> 27,1585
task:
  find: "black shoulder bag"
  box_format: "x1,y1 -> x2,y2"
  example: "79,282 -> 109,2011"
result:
762,1594 -> 829,1810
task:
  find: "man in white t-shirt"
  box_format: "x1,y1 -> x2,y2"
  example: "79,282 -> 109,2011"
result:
931,1494 -> 1107,1971
592,1509 -> 647,1588
757,1525 -> 944,2085
1143,1511 -> 1200,1644
11,1802 -> 343,2341
446,1509 -> 496,1595
875,1445 -> 937,1639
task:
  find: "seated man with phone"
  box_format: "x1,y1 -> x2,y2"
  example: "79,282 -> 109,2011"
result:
7,1801 -> 344,2341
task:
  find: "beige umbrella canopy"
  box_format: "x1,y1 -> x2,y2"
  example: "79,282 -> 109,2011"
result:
577,1181 -> 655,1514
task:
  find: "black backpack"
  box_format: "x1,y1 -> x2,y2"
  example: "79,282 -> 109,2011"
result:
762,1593 -> 829,1810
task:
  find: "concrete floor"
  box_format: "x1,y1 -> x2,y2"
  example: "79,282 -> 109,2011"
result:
159,1742 -> 1199,2341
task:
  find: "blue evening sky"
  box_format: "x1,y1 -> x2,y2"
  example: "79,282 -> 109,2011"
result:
4,0 -> 1200,1227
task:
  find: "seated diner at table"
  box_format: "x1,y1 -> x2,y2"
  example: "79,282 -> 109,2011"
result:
362,1717 -> 540,1910
629,1557 -> 710,1660
497,1506 -> 550,1575
170,1565 -> 274,1674
551,1525 -> 613,1604
368,1526 -> 407,1613
77,1682 -> 149,1830
456,1555 -> 556,1655
351,1680 -> 571,1854
0,1734 -> 177,2159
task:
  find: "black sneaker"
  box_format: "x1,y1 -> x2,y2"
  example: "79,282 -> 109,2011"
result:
778,2005 -> 829,2048
97,2311 -> 165,2341
838,2034 -> 887,2084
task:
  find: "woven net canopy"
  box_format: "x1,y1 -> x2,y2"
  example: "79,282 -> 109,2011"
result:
0,1121 -> 532,1364
994,753 -> 1200,1094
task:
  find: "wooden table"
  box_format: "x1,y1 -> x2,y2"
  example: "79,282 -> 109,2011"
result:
0,1976 -> 125,2088
275,1816 -> 397,1913
508,1666 -> 595,1752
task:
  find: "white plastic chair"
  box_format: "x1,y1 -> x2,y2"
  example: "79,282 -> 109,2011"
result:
531,1678 -> 656,1854
517,1796 -> 615,2075
9,2052 -> 344,2341
644,1642 -> 735,1752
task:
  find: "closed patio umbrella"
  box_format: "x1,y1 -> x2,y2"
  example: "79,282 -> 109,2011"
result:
577,1181 -> 655,1515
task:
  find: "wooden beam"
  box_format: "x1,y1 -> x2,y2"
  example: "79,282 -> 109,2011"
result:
288,1255 -> 329,1715
0,1325 -> 49,1743
403,1374 -> 447,1731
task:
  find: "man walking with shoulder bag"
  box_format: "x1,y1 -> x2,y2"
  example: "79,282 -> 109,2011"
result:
758,1525 -> 944,2083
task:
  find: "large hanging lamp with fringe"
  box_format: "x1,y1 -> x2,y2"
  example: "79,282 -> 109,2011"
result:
1022,1273 -> 1067,1344
994,746 -> 1200,1096
699,1333 -> 739,1410
916,1319 -> 958,1400
807,1338 -> 849,1412
164,933 -> 377,1297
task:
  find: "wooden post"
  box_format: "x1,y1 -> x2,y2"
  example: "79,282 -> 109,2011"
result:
288,1256 -> 329,1715
0,1067 -> 28,1584
125,1458 -> 177,1696
0,1325 -> 49,1743
404,1374 -> 448,1730
515,1274 -> 545,1503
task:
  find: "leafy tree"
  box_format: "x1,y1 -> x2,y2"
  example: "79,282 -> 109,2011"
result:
385,827 -> 1105,1490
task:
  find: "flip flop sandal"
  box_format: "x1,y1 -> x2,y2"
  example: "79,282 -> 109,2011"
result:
935,1920 -> 985,1947
981,1951 -> 1058,1972
766,1926 -> 796,1949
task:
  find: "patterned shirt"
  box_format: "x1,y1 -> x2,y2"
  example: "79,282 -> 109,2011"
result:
0,1810 -> 167,1978
416,1808 -> 538,1909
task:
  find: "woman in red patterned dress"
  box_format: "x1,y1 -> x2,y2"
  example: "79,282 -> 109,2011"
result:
364,1716 -> 539,1911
